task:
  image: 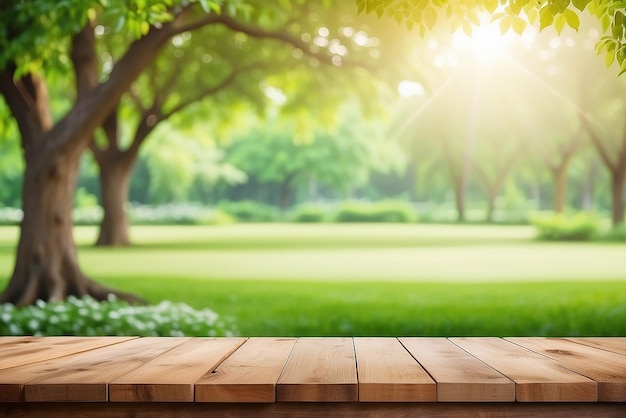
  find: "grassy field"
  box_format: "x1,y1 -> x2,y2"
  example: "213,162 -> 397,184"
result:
1,224 -> 625,336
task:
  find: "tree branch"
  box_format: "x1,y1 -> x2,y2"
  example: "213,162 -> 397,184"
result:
177,13 -> 374,71
581,113 -> 616,173
0,65 -> 52,160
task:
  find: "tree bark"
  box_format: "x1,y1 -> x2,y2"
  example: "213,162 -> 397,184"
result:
0,144 -> 141,306
452,174 -> 465,223
96,156 -> 134,246
0,17 -> 182,305
610,170 -> 625,226
553,164 -> 568,214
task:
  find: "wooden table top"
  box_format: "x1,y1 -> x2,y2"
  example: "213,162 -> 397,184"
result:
0,336 -> 625,404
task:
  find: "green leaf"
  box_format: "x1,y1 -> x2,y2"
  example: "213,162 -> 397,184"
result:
618,56 -> 626,76
463,20 -> 472,36
484,0 -> 498,14
424,7 -> 437,30
500,15 -> 512,33
539,7 -> 554,31
512,16 -> 526,34
490,12 -> 505,23
605,50 -> 615,67
572,0 -> 591,12
563,8 -> 580,31
467,11 -> 480,26
554,13 -> 566,34
526,8 -> 539,24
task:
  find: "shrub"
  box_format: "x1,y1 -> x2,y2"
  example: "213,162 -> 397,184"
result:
530,212 -> 600,241
598,225 -> 626,242
334,201 -> 417,223
218,200 -> 278,222
292,204 -> 328,223
373,201 -> 418,223
0,295 -> 237,337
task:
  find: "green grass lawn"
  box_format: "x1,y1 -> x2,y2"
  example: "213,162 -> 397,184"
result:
1,223 -> 625,336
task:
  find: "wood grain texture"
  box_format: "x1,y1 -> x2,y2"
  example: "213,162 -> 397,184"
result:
507,337 -> 626,402
22,337 -> 189,402
400,338 -> 515,402
276,337 -> 357,402
354,338 -> 436,402
567,338 -> 626,357
110,338 -> 246,402
0,337 -> 135,370
195,338 -> 296,403
450,337 -> 597,402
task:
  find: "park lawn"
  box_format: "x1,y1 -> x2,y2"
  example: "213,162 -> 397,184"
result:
1,224 -> 625,336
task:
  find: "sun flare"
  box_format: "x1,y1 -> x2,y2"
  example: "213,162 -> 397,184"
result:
452,22 -> 508,63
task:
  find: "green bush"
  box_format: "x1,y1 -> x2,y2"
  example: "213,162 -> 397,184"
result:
292,204 -> 328,223
599,225 -> 626,242
374,201 -> 418,223
335,201 -> 417,223
0,296 -> 237,337
530,212 -> 600,241
218,200 -> 278,222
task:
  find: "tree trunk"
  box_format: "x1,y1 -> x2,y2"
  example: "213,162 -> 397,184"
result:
485,188 -> 496,223
610,170 -> 625,226
280,178 -> 292,212
452,176 -> 465,223
553,164 -> 568,214
0,147 -> 142,306
96,157 -> 134,246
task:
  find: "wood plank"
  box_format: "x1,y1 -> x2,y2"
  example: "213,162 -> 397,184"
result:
109,338 -> 246,402
276,337 -> 357,402
450,337 -> 597,402
5,338 -> 189,402
400,338 -> 515,402
567,337 -> 626,357
507,337 -> 626,402
354,337 -> 436,402
0,336 -> 136,370
195,338 -> 296,403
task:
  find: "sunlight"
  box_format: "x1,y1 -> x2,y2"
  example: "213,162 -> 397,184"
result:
452,22 -> 509,63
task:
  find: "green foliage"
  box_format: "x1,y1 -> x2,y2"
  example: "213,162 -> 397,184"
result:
335,200 -> 417,223
218,200 -> 279,222
0,295 -> 236,337
598,224 -> 626,241
530,212 -> 600,241
291,203 -> 328,222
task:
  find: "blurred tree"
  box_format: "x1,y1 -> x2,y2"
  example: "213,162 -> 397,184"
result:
582,74 -> 626,225
89,1 -> 404,246
0,0 -> 201,305
0,0 -> 412,305
227,105 -> 403,210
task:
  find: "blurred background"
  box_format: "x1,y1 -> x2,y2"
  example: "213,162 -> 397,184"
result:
0,1 -> 625,337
